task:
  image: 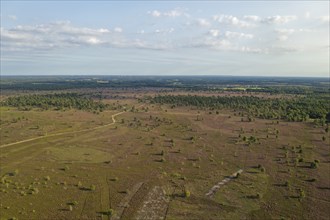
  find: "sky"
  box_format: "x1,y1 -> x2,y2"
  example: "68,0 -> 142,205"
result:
0,1 -> 329,77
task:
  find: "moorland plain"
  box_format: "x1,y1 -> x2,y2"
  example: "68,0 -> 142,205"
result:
0,76 -> 329,220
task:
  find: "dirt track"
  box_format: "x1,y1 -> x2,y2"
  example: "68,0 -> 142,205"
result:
0,104 -> 144,149
206,169 -> 243,197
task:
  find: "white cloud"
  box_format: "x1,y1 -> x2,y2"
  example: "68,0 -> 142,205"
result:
148,8 -> 185,18
68,36 -> 104,46
86,37 -> 102,45
305,12 -> 311,19
297,28 -> 312,32
319,15 -> 330,23
262,15 -> 297,24
240,46 -> 265,54
163,9 -> 182,17
0,22 -> 113,51
275,29 -> 295,41
209,29 -> 220,37
114,27 -> 123,33
1,21 -> 177,52
149,10 -> 161,17
225,31 -> 254,39
269,46 -> 300,53
192,36 -> 265,54
99,28 -> 110,33
275,28 -> 295,35
1,27 -> 32,41
154,28 -> 174,34
277,35 -> 289,41
213,14 -> 254,28
8,15 -> 17,21
196,18 -> 211,27
243,15 -> 260,22
203,38 -> 231,50
11,21 -> 111,36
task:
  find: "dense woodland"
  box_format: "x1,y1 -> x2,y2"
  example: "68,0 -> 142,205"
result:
1,93 -> 110,111
151,95 -> 330,123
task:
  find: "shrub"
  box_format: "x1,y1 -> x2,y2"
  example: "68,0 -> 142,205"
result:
61,165 -> 69,171
110,177 -> 118,182
183,189 -> 190,198
299,189 -> 305,198
310,162 -> 318,169
172,173 -> 181,178
0,177 -> 6,184
68,201 -> 79,206
30,187 -> 39,194
90,185 -> 96,191
256,193 -> 262,199
8,169 -> 19,176
102,208 -> 114,216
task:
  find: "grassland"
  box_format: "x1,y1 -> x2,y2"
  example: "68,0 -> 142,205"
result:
0,77 -> 329,220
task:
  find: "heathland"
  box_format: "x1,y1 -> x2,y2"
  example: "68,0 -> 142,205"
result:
0,76 -> 329,220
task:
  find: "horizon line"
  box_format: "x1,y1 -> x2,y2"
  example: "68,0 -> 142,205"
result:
1,74 -> 329,78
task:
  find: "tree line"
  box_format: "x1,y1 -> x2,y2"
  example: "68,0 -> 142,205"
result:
1,93 -> 110,111
151,95 -> 330,122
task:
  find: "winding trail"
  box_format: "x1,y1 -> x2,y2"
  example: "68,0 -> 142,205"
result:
0,105 -> 142,149
206,169 -> 243,198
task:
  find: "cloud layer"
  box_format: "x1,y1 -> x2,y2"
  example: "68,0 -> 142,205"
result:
1,9 -> 329,56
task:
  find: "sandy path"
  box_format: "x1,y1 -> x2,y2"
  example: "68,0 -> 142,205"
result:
206,169 -> 243,198
0,104 -> 143,149
135,186 -> 169,220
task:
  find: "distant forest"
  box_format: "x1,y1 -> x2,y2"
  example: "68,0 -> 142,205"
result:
1,76 -> 329,94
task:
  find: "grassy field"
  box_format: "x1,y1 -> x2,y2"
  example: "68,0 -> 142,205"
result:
0,90 -> 329,220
